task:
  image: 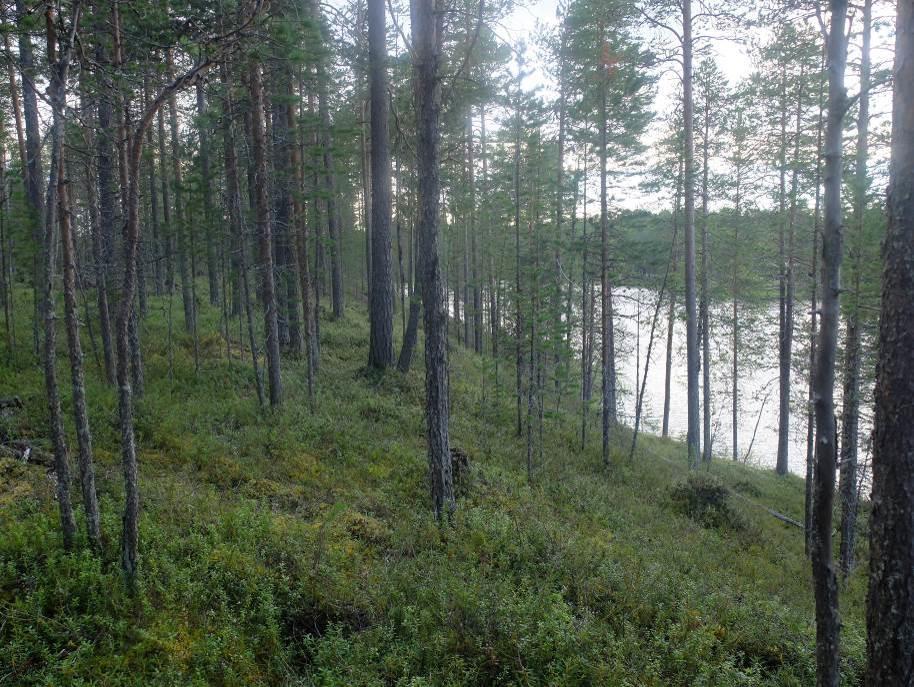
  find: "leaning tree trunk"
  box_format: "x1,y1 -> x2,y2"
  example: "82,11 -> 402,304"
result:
811,1 -> 848,683
367,0 -> 395,368
412,0 -> 455,520
59,156 -> 101,549
865,0 -> 914,682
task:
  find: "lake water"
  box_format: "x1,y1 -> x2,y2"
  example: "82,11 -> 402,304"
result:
609,286 -> 872,477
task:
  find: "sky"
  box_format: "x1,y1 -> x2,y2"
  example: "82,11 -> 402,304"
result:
488,0 -> 895,212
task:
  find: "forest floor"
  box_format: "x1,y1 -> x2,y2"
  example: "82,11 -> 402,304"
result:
0,288 -> 868,686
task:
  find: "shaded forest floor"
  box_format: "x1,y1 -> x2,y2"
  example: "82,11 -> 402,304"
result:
0,288 -> 867,685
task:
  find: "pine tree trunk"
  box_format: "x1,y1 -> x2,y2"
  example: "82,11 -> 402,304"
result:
700,90 -> 712,463
599,77 -> 616,467
838,0 -> 871,579
412,0 -> 454,520
514,94 -> 524,438
663,156 -> 682,439
866,2 -> 914,679
367,0 -> 395,369
59,156 -> 101,549
250,62 -> 283,407
811,1 -> 848,682
221,62 -> 266,408
196,81 -> 220,306
167,51 -> 197,342
313,4 -> 344,319
15,0 -> 44,358
681,0 -> 700,468
806,48 -> 826,557
43,40 -> 77,550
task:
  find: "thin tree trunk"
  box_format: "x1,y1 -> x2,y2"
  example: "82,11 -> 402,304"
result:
43,24 -> 78,549
313,3 -> 344,319
599,75 -> 616,467
700,85 -> 712,463
59,156 -> 101,549
15,0 -> 44,358
250,62 -> 283,407
514,91 -> 524,438
663,155 -> 682,439
839,0 -> 871,579
811,1 -> 848,682
682,0 -> 700,468
807,46 -> 826,557
167,51 -> 198,355
195,80 -> 219,305
222,61 -> 266,408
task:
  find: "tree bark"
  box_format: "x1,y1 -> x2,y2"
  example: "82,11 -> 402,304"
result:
839,0 -> 871,579
59,156 -> 101,549
42,17 -> 79,550
250,62 -> 283,407
599,76 -> 616,467
222,61 -> 266,408
811,1 -> 848,682
681,0 -> 700,468
699,82 -> 712,463
367,0 -> 395,368
412,0 -> 454,520
866,2 -> 914,681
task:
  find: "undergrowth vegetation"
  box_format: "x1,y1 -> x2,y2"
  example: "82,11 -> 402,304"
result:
0,290 -> 867,685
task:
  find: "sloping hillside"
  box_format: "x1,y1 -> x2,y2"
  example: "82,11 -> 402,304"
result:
0,293 -> 866,685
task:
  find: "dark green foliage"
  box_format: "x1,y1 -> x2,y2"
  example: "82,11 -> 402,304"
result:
670,473 -> 749,533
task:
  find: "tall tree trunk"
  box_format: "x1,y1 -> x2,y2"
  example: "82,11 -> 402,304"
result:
514,92 -> 524,438
222,61 -> 266,408
866,0 -> 914,679
59,156 -> 101,549
681,0 -> 700,468
599,75 -> 616,467
367,0 -> 395,368
839,0 -> 871,579
143,76 -> 163,297
811,1 -> 848,682
413,0 -> 454,519
167,51 -> 197,346
15,0 -> 44,358
250,62 -> 283,407
700,86 -> 712,463
731,117 -> 743,462
663,155 -> 683,439
469,115 -> 482,354
196,80 -> 220,306
776,59 -> 801,477
806,47 -> 826,557
43,25 -> 78,550
88,49 -> 117,383
313,3 -> 344,319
